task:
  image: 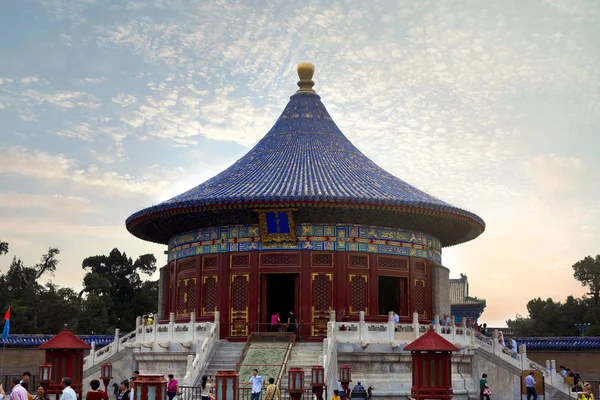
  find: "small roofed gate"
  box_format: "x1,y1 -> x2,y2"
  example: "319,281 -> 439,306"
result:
404,326 -> 459,399
38,325 -> 91,399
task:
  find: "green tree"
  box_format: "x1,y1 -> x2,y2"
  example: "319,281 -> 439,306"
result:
0,240 -> 8,255
572,255 -> 600,306
79,248 -> 158,333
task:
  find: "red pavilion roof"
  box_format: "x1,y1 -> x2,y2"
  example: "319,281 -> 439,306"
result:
404,328 -> 460,352
37,326 -> 92,350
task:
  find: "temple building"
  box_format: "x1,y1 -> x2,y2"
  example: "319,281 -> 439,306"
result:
126,63 -> 485,339
450,273 -> 486,324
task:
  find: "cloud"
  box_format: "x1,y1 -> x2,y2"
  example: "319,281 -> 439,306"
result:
0,193 -> 98,214
0,146 -> 170,196
59,33 -> 74,47
20,76 -> 40,85
112,93 -> 137,107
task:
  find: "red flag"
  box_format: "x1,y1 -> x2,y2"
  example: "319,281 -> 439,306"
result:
4,307 -> 9,321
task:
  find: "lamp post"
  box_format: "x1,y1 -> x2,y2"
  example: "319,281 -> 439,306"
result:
574,323 -> 591,337
215,370 -> 238,400
100,363 -> 113,392
38,364 -> 53,391
288,368 -> 304,400
311,366 -> 325,400
339,365 -> 352,398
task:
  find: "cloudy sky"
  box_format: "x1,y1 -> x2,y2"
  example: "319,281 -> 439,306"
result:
1,0 -> 599,327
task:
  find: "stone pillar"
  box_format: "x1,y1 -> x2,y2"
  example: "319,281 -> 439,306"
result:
214,311 -> 220,338
431,262 -> 450,318
359,311 -> 366,341
550,360 -> 556,386
520,345 -> 527,369
492,330 -> 499,355
388,311 -> 395,341
329,310 -> 336,322
114,328 -> 120,354
190,311 -> 196,340
412,312 -> 420,339
90,341 -> 96,365
157,265 -> 168,321
169,312 -> 175,341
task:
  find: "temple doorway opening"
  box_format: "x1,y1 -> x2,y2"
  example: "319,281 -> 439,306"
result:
262,273 -> 299,331
378,276 -> 408,317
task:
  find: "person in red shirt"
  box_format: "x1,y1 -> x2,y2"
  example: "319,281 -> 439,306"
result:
85,380 -> 109,400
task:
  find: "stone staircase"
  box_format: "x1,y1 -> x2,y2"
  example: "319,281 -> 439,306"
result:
281,342 -> 323,389
200,340 -> 246,384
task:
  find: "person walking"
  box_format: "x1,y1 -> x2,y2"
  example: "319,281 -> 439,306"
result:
576,382 -> 594,399
264,378 -> 280,400
116,381 -> 131,400
525,372 -> 537,400
167,375 -> 178,400
200,375 -> 213,400
9,378 -> 28,400
249,369 -> 264,400
85,380 -> 109,400
60,378 -> 77,400
479,374 -> 490,400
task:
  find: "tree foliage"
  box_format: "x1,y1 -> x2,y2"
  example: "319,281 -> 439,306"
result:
0,243 -> 158,334
507,254 -> 600,336
572,255 -> 600,306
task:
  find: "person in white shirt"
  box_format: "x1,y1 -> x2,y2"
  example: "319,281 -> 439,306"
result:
248,369 -> 264,400
60,378 -> 77,400
559,365 -> 568,377
9,378 -> 28,400
392,311 -> 399,324
524,372 -> 537,400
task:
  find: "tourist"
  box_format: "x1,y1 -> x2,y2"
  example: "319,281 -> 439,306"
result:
559,365 -> 567,377
85,380 -> 108,400
510,337 -> 518,355
20,373 -> 31,385
133,371 -> 139,379
61,378 -> 77,400
264,378 -> 280,400
480,323 -> 488,336
576,382 -> 594,399
129,377 -> 135,400
200,375 -> 213,400
0,383 -> 5,400
392,311 -> 399,324
479,374 -> 490,400
525,372 -> 537,400
248,369 -> 264,400
116,380 -> 131,400
498,331 -> 505,347
287,310 -> 297,333
331,389 -> 342,400
10,377 -> 28,400
19,384 -> 33,400
270,312 -> 280,332
34,385 -> 50,400
166,375 -> 178,400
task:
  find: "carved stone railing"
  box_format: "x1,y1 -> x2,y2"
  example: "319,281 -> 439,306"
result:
182,312 -> 220,386
83,328 -> 137,370
324,311 -> 573,397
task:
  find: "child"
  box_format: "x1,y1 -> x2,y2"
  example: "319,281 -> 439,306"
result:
331,389 -> 342,400
264,378 -> 280,400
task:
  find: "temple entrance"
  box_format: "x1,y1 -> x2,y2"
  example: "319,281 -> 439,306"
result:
261,274 -> 299,331
378,276 -> 408,317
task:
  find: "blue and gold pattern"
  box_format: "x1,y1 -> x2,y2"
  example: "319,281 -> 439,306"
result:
168,223 -> 442,263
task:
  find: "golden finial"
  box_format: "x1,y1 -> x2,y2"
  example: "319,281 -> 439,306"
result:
296,62 -> 316,93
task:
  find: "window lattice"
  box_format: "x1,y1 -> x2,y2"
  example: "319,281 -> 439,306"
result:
350,276 -> 367,313
261,253 -> 300,266
415,261 -> 426,273
378,257 -> 408,270
186,279 -> 196,313
178,260 -> 196,271
349,255 -> 368,268
232,254 -> 250,268
312,254 -> 333,266
232,275 -> 248,311
313,275 -> 332,311
177,280 -> 186,315
203,277 -> 217,314
415,280 -> 426,317
204,256 -> 218,269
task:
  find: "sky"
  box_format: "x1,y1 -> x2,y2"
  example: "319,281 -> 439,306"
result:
1,0 -> 599,327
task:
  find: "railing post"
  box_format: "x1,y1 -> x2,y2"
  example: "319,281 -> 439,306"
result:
153,317 -> 158,342
358,311 -> 366,342
492,330 -> 499,355
433,314 -> 440,334
190,311 -> 196,341
90,341 -> 96,366
136,316 -> 142,328
329,310 -> 336,322
214,311 -> 220,338
388,311 -> 395,341
550,360 -> 556,385
470,326 -> 475,345
412,312 -> 420,339
169,312 -> 175,341
114,329 -> 120,354
519,344 -> 527,370
461,317 -> 467,342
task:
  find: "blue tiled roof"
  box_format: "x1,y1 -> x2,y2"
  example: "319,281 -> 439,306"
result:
0,334 -> 115,348
126,67 -> 485,246
515,337 -> 600,350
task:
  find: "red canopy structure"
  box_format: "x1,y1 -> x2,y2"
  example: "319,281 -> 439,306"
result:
38,325 -> 91,398
405,327 -> 459,399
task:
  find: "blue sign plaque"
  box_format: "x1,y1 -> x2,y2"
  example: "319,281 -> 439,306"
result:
265,211 -> 291,234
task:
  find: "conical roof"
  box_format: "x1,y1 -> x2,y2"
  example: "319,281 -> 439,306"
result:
126,63 -> 484,246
